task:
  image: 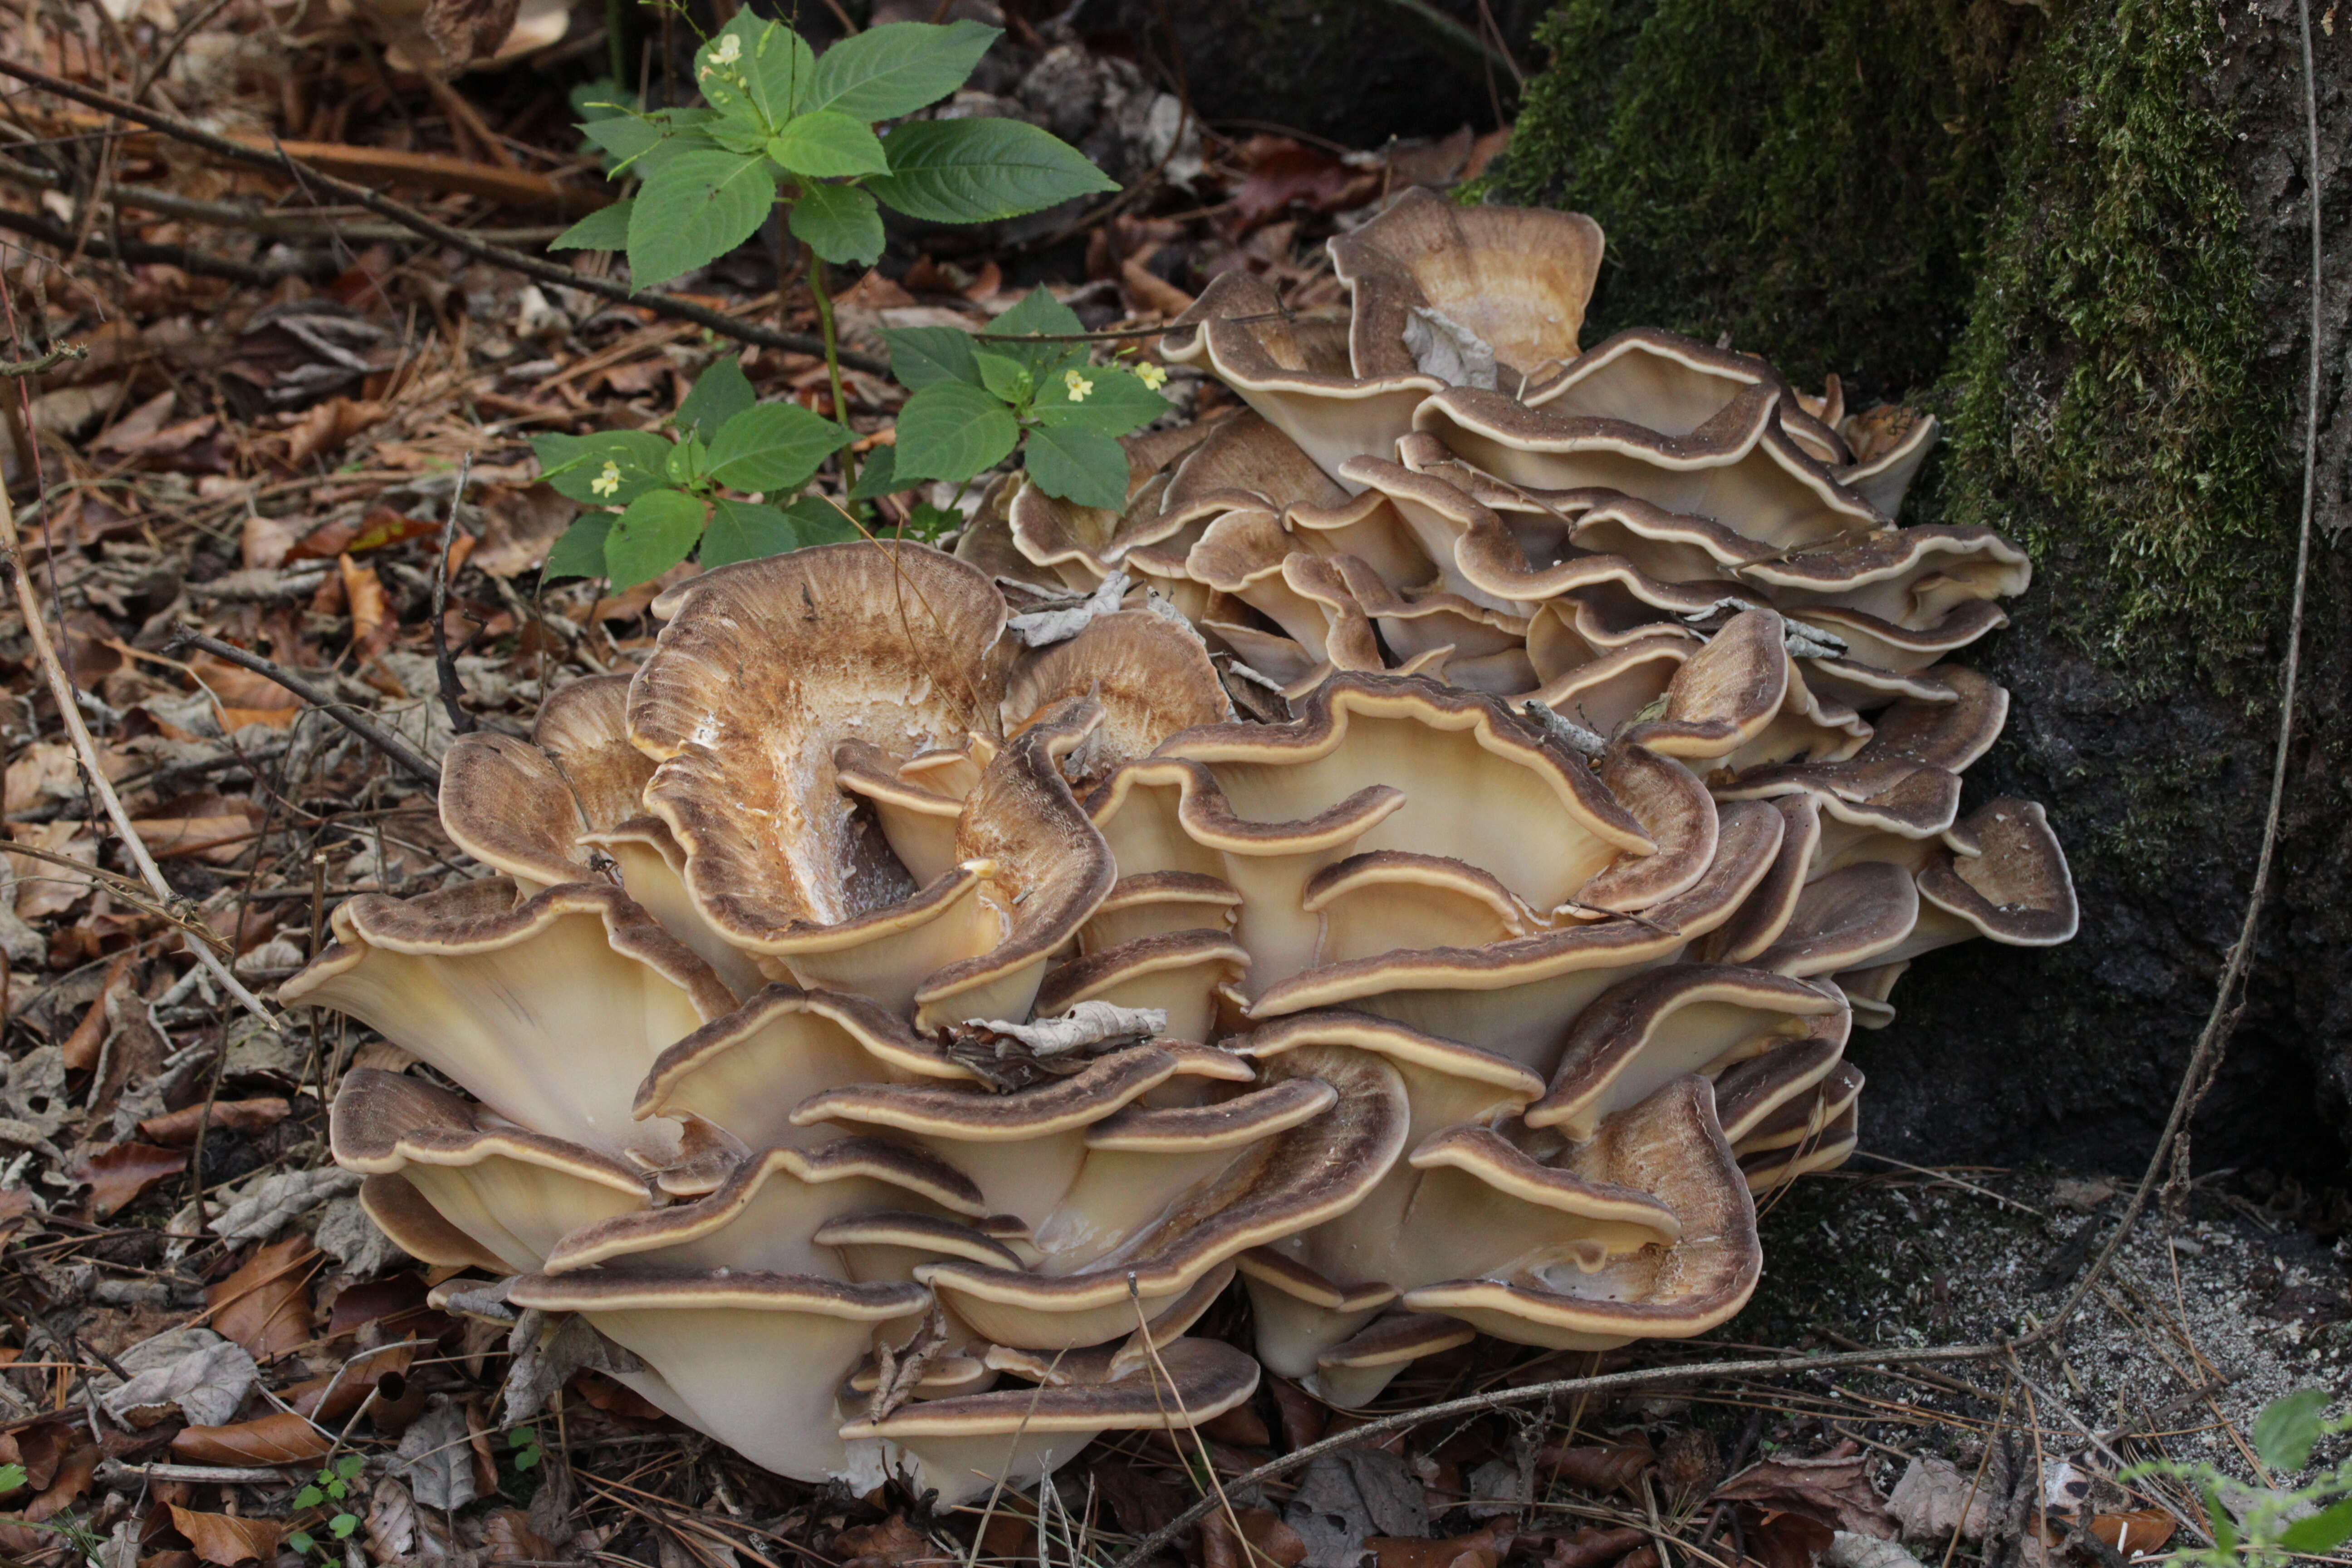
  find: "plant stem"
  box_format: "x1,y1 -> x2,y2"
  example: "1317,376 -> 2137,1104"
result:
805,240 -> 858,490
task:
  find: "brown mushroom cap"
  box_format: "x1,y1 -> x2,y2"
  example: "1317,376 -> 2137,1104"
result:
1035,928 -> 1251,1042
1413,383 -> 1884,549
330,1068 -> 650,1272
1161,270 -> 1442,488
1002,610 -> 1231,774
508,1268 -> 928,1485
1080,871 -> 1243,952
540,1137 -> 985,1276
912,1043 -> 1407,1348
841,1335 -> 1261,1506
284,879 -> 734,1159
1750,862 -> 1921,978
1401,1076 -> 1761,1349
628,543 -> 1008,946
1527,962 -> 1847,1137
1330,188 -> 1605,388
1310,1311 -> 1477,1408
1737,1099 -> 1858,1191
1248,798 -> 1786,1071
1906,797 -> 2078,951
1303,851 -> 1540,960
1713,1024 -> 1852,1147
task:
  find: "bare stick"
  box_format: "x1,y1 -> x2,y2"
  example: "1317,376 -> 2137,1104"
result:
166,630 -> 443,788
0,59 -> 887,373
431,455 -> 477,737
0,486 -> 274,1021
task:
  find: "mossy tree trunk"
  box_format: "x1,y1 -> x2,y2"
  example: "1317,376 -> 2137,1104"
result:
1498,0 -> 2351,1177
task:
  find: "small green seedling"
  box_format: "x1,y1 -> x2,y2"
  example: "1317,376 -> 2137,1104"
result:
286,1453 -> 367,1558
510,1426 -> 543,1472
2125,1387 -> 2352,1566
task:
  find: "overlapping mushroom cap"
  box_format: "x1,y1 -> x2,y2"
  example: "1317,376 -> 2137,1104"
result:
289,195 -> 2077,1497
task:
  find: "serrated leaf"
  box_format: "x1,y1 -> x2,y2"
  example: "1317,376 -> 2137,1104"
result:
695,15 -> 807,130
848,444 -> 901,500
2254,1388 -> 2331,1472
1031,363 -> 1170,436
605,489 -> 708,588
551,200 -> 634,251
788,181 -> 885,267
1023,423 -> 1130,510
581,113 -> 665,170
804,19 -> 1000,121
627,150 -> 777,289
868,118 -> 1117,225
906,501 -> 961,539
2281,1499 -> 2352,1554
785,494 -> 862,545
543,515 -> 614,581
707,402 -> 854,492
973,349 -> 1033,405
701,497 -> 804,567
893,381 -> 1019,484
880,325 -> 981,390
532,430 -> 674,505
769,110 -> 889,177
676,357 -> 756,439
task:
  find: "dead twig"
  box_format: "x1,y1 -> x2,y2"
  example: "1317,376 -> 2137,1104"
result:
0,339 -> 85,377
165,629 -> 443,788
430,453 -> 477,737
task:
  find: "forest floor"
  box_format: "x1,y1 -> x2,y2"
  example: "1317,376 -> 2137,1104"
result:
0,5 -> 2344,1568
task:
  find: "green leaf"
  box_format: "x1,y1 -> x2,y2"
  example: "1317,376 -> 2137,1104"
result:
664,435 -> 708,484
2282,1499 -> 2352,1553
701,497 -> 805,567
768,110 -> 889,177
748,21 -> 818,126
532,431 -> 673,505
627,150 -> 777,289
1023,423 -> 1130,510
785,494 -> 862,545
294,1486 -> 324,1509
868,118 -> 1117,225
976,287 -> 1086,376
328,1515 -> 359,1540
2255,1388 -> 2332,1473
894,381 -> 1019,484
973,349 -> 1033,406
847,444 -> 900,500
288,1533 -> 315,1556
879,325 -> 981,390
676,357 -> 756,439
706,403 -> 854,492
551,200 -> 634,251
512,1447 -> 541,1472
581,113 -> 666,171
906,500 -> 961,539
334,1456 -> 365,1480
544,514 -> 615,581
0,1462 -> 26,1495
605,488 -> 708,589
695,16 -> 804,130
1031,363 -> 1170,436
803,20 -> 1000,122
788,182 -> 885,267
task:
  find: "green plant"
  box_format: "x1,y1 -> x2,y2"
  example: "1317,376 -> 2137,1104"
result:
509,1425 -> 542,1472
286,1454 -> 366,1558
0,1460 -> 22,1494
536,14 -> 1168,590
2125,1388 -> 2352,1565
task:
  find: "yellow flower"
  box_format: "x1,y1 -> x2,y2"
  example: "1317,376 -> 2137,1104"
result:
591,461 -> 622,498
1063,368 -> 1094,401
1135,363 -> 1168,391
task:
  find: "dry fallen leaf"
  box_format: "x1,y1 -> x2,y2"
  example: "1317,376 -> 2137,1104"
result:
139,1097 -> 292,1146
170,1504 -> 285,1566
834,1515 -> 938,1568
1716,1453 -> 1897,1539
75,1140 -> 189,1217
1540,1440 -> 1656,1499
99,1328 -> 258,1428
1367,1524 -> 1509,1568
2089,1509 -> 2175,1557
172,1408 -> 332,1465
206,1234 -> 318,1361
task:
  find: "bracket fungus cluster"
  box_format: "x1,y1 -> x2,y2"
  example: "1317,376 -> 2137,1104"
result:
290,192 -> 2078,1502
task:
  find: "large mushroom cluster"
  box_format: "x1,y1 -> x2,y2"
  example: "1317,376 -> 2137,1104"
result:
288,193 -> 2078,1505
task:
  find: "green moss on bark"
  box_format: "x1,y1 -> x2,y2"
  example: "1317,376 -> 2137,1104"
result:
1497,0 -> 2291,662
1942,0 -> 2290,660
1495,0 -> 2034,396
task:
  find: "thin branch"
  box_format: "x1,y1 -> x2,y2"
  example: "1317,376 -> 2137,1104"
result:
0,340 -> 84,377
0,59 -> 887,373
0,202 -> 328,285
430,455 -> 478,737
0,491 -> 274,1021
165,630 -> 444,788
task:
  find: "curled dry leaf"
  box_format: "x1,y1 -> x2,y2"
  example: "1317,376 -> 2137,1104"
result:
1539,1441 -> 1656,1499
168,1504 -> 285,1567
366,1477 -> 419,1562
138,1098 -> 292,1146
2088,1510 -> 2175,1557
1535,1526 -> 1649,1568
1715,1453 -> 1897,1539
75,1140 -> 189,1218
170,1408 -> 331,1465
98,1330 -> 258,1428
205,1234 -> 318,1361
833,1516 -> 938,1568
1368,1524 -> 1513,1568
485,1507 -> 559,1564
